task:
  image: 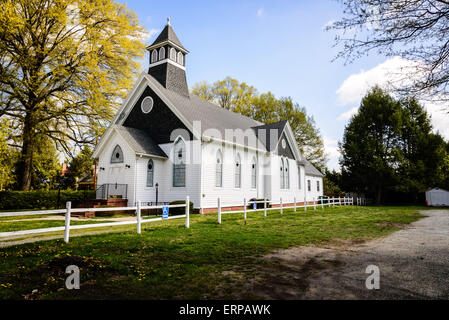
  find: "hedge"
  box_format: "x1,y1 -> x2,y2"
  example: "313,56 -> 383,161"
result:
0,190 -> 96,211
168,200 -> 194,216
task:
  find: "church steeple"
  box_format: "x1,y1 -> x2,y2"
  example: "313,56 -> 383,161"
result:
147,19 -> 189,97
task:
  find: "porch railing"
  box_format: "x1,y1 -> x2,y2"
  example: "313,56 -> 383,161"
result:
96,183 -> 128,199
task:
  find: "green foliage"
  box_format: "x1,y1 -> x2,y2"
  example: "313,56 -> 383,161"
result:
0,190 -> 95,211
29,137 -> 62,190
340,86 -> 449,204
68,146 -> 94,180
168,200 -> 194,216
192,77 -> 326,170
0,119 -> 16,190
0,0 -> 147,190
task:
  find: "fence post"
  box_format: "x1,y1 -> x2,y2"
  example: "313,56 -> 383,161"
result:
185,196 -> 190,228
280,198 -> 283,215
218,197 -> 221,224
64,202 -> 71,244
321,197 -> 324,209
294,197 -> 297,212
314,197 -> 317,210
304,198 -> 307,211
264,198 -> 267,217
136,201 -> 142,234
244,198 -> 247,220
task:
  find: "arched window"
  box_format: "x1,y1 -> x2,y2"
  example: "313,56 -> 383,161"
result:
285,159 -> 290,189
280,158 -> 285,189
307,180 -> 311,192
298,165 -> 302,190
147,159 -> 154,187
159,47 -> 165,60
111,145 -> 124,164
216,150 -> 223,187
170,48 -> 176,61
251,157 -> 257,189
173,138 -> 186,187
234,153 -> 241,188
177,52 -> 183,65
317,181 -> 320,192
151,50 -> 158,63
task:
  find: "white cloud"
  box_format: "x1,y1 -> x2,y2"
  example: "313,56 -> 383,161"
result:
323,136 -> 341,171
336,56 -> 421,106
142,28 -> 160,42
423,101 -> 449,139
257,8 -> 265,17
336,57 -> 449,140
337,107 -> 359,121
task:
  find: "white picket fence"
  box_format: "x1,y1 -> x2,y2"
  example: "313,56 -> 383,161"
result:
0,195 -> 367,243
216,196 -> 366,223
0,196 -> 190,243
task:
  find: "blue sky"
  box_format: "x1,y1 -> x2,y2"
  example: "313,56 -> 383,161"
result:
119,0 -> 448,170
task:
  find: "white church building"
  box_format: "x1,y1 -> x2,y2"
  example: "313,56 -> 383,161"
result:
92,20 -> 323,213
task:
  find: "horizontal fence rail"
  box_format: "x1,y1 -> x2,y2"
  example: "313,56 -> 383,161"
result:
0,196 -> 191,243
0,195 -> 367,243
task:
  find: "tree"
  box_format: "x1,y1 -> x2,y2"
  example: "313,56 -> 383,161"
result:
340,86 -> 448,204
329,0 -> 449,101
323,168 -> 344,196
29,137 -> 61,190
191,77 -> 258,112
68,145 -> 94,181
0,0 -> 146,190
192,78 -> 326,170
0,119 -> 16,189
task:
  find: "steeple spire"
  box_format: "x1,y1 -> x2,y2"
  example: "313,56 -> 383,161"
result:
146,19 -> 189,97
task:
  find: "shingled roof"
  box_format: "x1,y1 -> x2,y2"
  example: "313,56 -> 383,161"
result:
115,125 -> 168,158
149,23 -> 187,51
144,74 -> 264,147
253,120 -> 288,151
304,160 -> 324,177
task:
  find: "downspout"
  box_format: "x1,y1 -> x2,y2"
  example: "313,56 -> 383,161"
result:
199,139 -> 204,214
133,154 -> 138,207
303,166 -> 307,204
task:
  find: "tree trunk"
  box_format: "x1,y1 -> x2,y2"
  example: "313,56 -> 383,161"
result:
19,114 -> 34,191
376,185 -> 382,205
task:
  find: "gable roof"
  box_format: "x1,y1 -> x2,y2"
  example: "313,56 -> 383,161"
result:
115,125 -> 168,158
94,72 -> 304,160
143,74 -> 265,147
304,160 -> 324,177
149,23 -> 187,52
253,120 -> 288,151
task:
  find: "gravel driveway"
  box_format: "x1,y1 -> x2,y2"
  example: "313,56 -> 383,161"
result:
239,210 -> 449,299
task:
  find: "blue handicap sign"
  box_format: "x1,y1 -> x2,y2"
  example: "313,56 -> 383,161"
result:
162,206 -> 169,219
253,202 -> 257,210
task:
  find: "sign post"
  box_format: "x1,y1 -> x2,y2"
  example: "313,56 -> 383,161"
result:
162,206 -> 169,220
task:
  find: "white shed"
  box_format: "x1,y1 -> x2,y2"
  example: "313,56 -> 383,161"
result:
425,188 -> 449,207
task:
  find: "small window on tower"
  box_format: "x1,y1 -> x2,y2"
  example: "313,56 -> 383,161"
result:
159,47 -> 165,60
170,48 -> 176,61
151,50 -> 158,63
177,52 -> 183,65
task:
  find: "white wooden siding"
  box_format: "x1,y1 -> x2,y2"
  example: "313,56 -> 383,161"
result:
97,132 -> 137,205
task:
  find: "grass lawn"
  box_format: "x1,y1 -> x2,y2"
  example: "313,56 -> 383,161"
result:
0,206 -> 424,300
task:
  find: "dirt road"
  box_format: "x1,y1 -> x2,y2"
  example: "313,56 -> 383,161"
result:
238,210 -> 449,299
